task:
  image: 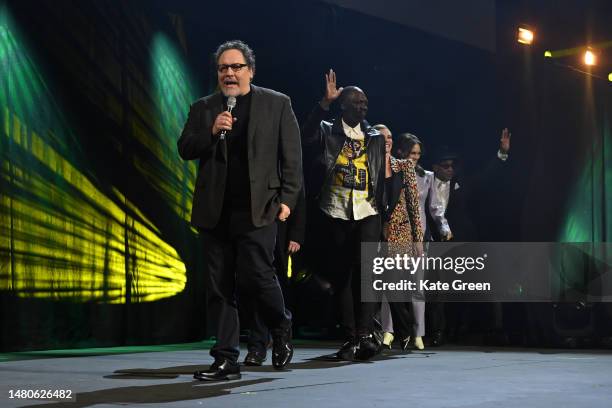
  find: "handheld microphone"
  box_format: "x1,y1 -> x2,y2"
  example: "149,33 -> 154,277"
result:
220,96 -> 237,140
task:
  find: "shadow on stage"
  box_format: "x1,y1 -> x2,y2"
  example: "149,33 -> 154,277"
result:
21,350 -> 435,407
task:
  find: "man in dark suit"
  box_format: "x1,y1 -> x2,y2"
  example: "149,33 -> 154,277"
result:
427,131 -> 511,345
429,148 -> 477,243
243,188 -> 306,366
178,40 -> 302,380
429,130 -> 510,243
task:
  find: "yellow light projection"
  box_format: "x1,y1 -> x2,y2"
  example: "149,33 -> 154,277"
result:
0,10 -> 186,303
1,109 -> 186,302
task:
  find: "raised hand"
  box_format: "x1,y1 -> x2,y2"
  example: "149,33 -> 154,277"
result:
320,69 -> 343,110
500,128 -> 511,154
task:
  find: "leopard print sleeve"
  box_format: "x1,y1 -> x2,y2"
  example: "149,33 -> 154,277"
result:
390,157 -> 415,173
402,162 -> 424,243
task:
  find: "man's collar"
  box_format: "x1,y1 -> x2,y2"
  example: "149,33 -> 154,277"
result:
341,118 -> 361,132
341,117 -> 373,134
435,176 -> 450,184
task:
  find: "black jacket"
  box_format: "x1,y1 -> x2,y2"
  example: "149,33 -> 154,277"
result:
177,85 -> 303,228
430,156 -> 508,242
274,187 -> 306,276
283,187 -> 306,245
301,104 -> 386,212
384,171 -> 404,222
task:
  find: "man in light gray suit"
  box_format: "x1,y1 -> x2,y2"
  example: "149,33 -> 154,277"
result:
178,40 -> 302,380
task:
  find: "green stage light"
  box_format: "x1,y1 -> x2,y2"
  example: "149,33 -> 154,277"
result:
0,9 -> 186,303
147,33 -> 199,224
559,120 -> 612,243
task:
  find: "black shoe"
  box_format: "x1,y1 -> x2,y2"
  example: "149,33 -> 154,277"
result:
354,334 -> 379,361
400,336 -> 411,352
372,329 -> 384,349
243,350 -> 266,366
335,338 -> 357,361
193,359 -> 241,381
272,329 -> 293,370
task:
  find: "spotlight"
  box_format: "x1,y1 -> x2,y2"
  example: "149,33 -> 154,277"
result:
608,73 -> 612,82
517,27 -> 534,45
583,49 -> 596,66
544,50 -> 552,58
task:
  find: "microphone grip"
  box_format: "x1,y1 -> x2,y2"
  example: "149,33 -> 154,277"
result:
219,105 -> 234,141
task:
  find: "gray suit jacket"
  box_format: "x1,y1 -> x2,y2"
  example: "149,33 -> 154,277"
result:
178,85 -> 302,228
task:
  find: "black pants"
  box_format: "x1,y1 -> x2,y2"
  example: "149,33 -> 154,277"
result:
244,220 -> 295,354
325,212 -> 380,338
380,297 -> 417,341
379,245 -> 417,341
201,211 -> 291,363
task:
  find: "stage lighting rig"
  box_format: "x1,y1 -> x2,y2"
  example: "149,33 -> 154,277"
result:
517,26 -> 534,45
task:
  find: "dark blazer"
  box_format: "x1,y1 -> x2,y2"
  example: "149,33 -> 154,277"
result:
384,171 -> 404,221
283,186 -> 306,246
436,177 -> 477,242
274,187 -> 306,279
430,154 -> 508,242
177,85 -> 302,228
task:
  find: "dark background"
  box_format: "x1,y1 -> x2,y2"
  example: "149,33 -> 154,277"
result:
1,0 -> 611,351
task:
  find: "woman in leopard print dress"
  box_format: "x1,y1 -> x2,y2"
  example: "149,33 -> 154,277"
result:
375,125 -> 424,350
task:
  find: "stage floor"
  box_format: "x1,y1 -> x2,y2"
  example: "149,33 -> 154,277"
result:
1,342 -> 611,407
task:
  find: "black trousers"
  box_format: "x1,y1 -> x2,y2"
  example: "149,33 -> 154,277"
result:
378,246 -> 417,341
201,211 -> 291,363
245,222 -> 293,354
380,298 -> 417,342
325,212 -> 380,338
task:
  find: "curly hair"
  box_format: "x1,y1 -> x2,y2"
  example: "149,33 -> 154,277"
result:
215,40 -> 256,71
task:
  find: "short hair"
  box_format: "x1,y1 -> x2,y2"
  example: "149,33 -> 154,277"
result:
215,40 -> 256,71
338,86 -> 364,108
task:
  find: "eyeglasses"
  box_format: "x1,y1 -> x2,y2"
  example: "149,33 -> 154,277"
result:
217,63 -> 248,73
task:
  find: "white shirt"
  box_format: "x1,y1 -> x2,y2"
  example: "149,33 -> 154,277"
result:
416,170 -> 434,233
318,119 -> 377,220
431,176 -> 453,237
342,119 -> 365,141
